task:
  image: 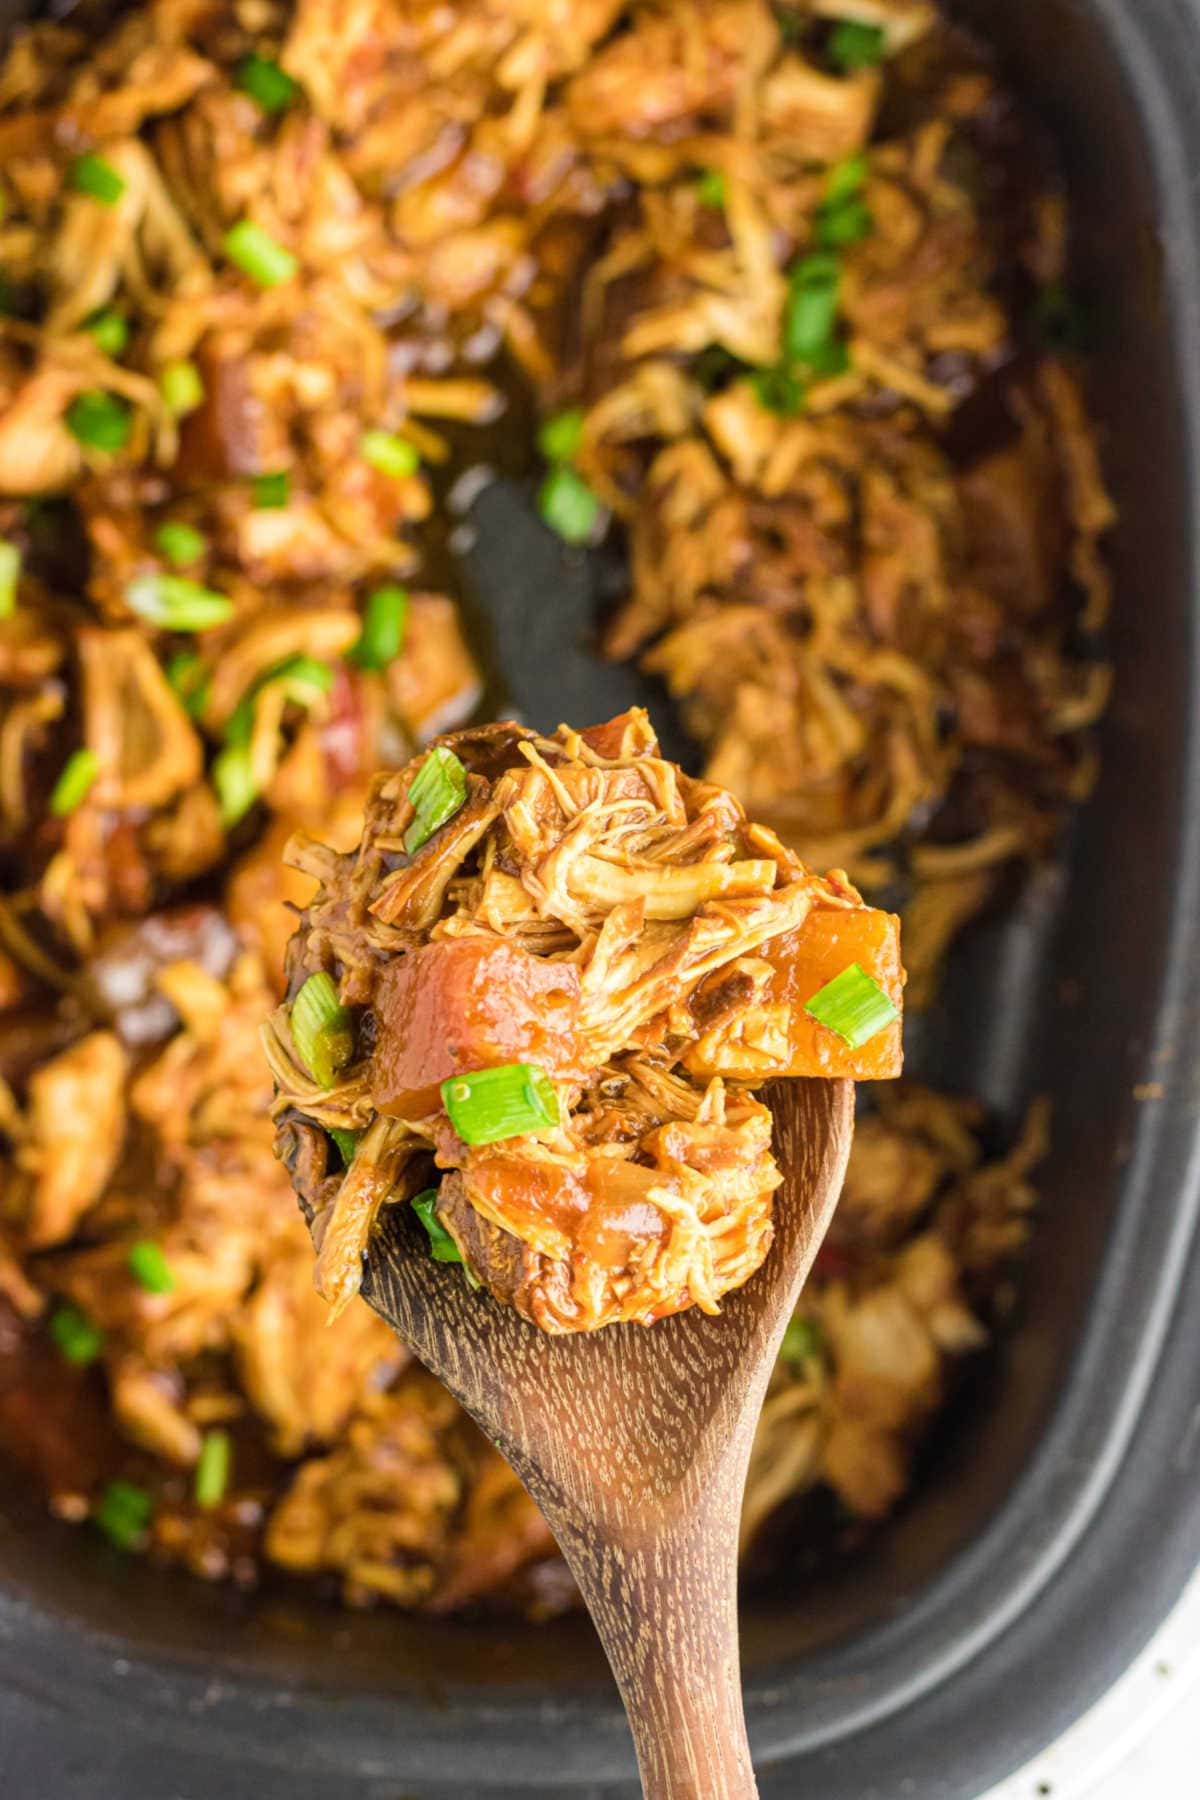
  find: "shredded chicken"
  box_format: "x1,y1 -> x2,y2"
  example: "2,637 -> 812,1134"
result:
6,1030 -> 127,1247
268,711 -> 903,1330
0,0 -> 1108,1610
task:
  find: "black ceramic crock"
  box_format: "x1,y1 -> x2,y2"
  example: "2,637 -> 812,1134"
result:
3,1 -> 1200,1794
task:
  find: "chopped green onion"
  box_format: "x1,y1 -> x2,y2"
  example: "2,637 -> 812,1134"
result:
825,153 -> 868,206
86,307 -> 129,357
0,540 -> 19,618
212,742 -> 258,827
697,168 -> 727,209
127,1240 -> 175,1295
827,18 -> 886,72
328,1126 -> 360,1168
290,971 -> 355,1089
48,1303 -> 104,1366
537,464 -> 600,545
536,407 -> 585,465
69,152 -> 126,205
349,584 -> 408,671
411,1188 -> 464,1264
225,652 -> 331,748
441,1062 -> 560,1146
780,1314 -> 825,1368
160,359 -> 204,418
815,196 -> 872,249
751,364 -> 806,417
251,470 -> 289,508
273,652 -> 331,703
784,252 -> 841,362
359,429 -> 420,479
126,572 -> 233,631
403,745 -> 467,853
223,219 -> 297,288
165,650 -> 210,719
49,747 -> 100,817
803,961 -> 899,1048
194,1429 -> 232,1509
234,52 -> 299,115
66,390 -> 132,453
93,1479 -> 152,1550
806,336 -> 851,379
155,520 -> 206,567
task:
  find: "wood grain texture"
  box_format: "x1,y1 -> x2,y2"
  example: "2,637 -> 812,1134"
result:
360,1077 -> 855,1800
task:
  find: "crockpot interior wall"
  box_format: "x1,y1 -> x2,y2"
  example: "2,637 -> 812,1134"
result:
0,0 -> 1187,1744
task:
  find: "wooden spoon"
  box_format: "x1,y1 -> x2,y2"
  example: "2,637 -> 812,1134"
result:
355,1076 -> 854,1800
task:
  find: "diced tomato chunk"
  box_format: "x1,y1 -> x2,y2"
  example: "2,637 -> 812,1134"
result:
762,904 -> 903,1079
370,937 -> 585,1120
685,903 -> 904,1081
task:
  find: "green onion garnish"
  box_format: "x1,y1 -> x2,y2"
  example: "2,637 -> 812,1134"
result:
69,152 -> 126,205
127,1240 -> 175,1295
48,1303 -> 104,1366
825,153 -> 868,205
160,359 -> 204,418
166,650 -> 210,719
349,584 -> 408,671
194,1428 -> 232,1509
154,520 -> 206,567
751,364 -> 806,417
441,1063 -> 560,1146
536,407 -> 585,465
93,1479 -> 152,1550
784,252 -> 841,363
212,742 -> 257,826
290,971 -> 355,1089
359,429 -> 420,479
328,1126 -> 359,1168
126,572 -> 233,631
815,196 -> 872,249
827,18 -> 886,72
274,652 -> 331,703
803,961 -> 898,1048
537,464 -> 600,545
780,1315 -> 825,1368
697,168 -> 727,209
66,390 -> 132,453
403,745 -> 467,853
223,219 -> 297,288
234,53 -> 299,115
49,747 -> 100,817
86,307 -> 129,357
250,470 -> 289,508
411,1188 -> 464,1263
0,540 -> 19,618
806,337 -> 851,378
225,653 -> 331,747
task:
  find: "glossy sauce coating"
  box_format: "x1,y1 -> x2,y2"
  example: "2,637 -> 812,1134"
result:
686,905 -> 904,1081
761,906 -> 904,1079
370,937 -> 585,1120
467,1153 -> 671,1272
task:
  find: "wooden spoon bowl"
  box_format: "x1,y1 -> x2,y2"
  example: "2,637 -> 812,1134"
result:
357,1076 -> 854,1800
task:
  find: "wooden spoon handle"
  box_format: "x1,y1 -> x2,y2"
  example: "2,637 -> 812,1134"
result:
555,1503 -> 758,1800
